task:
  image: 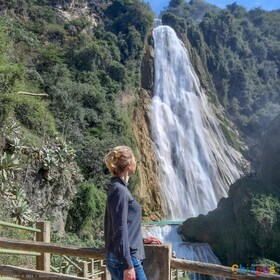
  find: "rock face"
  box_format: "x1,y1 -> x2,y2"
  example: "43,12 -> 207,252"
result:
180,177 -> 280,265
259,114 -> 280,186
0,124 -> 82,235
132,88 -> 164,221
25,156 -> 82,235
130,39 -> 163,220
180,114 -> 280,265
141,42 -> 154,91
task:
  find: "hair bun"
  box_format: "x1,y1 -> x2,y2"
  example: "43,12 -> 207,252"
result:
104,146 -> 134,176
114,151 -> 121,158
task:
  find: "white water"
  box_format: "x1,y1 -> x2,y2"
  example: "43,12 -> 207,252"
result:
152,25 -> 242,220
143,225 -> 224,280
143,225 -> 220,262
148,23 -> 243,279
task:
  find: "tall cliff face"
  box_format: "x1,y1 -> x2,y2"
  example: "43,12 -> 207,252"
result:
132,88 -> 163,220
131,42 -> 163,220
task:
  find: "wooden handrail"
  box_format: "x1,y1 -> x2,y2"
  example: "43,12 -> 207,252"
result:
1,237 -> 279,279
0,220 -> 41,233
0,249 -> 41,256
0,265 -> 88,280
171,258 -> 280,279
0,238 -> 106,259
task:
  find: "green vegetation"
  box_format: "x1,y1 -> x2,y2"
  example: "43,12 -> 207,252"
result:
50,231 -> 104,273
167,0 -> 220,23
0,225 -> 35,267
66,182 -> 106,241
162,1 -> 280,141
0,0 -> 154,253
2,0 -> 279,271
181,177 -> 280,266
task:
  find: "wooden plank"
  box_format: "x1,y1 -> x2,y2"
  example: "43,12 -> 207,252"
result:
0,238 -> 107,260
0,249 -> 40,256
0,265 -> 88,280
17,91 -> 49,97
0,221 -> 41,233
171,258 -> 280,279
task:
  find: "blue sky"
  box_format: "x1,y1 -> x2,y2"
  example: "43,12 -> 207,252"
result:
146,0 -> 280,15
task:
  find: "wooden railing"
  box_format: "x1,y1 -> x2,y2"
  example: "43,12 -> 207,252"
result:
0,220 -> 49,271
171,258 -> 280,279
0,220 -> 107,279
1,223 -> 280,279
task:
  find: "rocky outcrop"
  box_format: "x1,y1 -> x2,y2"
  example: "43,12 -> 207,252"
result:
0,120 -> 83,235
132,88 -> 163,221
259,114 -> 280,186
141,40 -> 154,91
25,150 -> 82,235
180,115 -> 280,265
180,177 -> 280,265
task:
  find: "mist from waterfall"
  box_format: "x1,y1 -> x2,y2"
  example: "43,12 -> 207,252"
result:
152,25 -> 242,220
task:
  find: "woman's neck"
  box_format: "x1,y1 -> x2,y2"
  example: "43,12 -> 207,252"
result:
117,169 -> 129,183
121,173 -> 129,183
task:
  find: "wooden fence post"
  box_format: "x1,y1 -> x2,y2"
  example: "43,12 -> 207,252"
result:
143,243 -> 172,280
36,221 -> 51,272
77,261 -> 88,277
100,260 -> 109,280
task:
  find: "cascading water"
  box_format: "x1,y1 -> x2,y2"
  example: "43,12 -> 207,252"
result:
145,23 -> 245,279
143,225 -> 224,280
152,25 -> 242,220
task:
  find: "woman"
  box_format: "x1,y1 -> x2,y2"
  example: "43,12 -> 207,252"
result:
104,146 -> 161,280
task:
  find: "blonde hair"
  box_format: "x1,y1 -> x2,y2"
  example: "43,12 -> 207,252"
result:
104,146 -> 135,176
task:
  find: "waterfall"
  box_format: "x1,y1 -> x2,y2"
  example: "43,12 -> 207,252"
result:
148,23 -> 244,280
143,225 -> 224,280
152,25 -> 242,220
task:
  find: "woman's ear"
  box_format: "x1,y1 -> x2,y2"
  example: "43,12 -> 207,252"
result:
124,162 -> 132,173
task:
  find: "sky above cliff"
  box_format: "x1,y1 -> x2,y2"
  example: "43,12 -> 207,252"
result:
146,0 -> 280,15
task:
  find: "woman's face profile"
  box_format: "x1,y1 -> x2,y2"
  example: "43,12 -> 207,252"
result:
128,157 -> 137,176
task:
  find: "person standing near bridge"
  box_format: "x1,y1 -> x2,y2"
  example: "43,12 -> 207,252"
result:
104,146 -> 161,280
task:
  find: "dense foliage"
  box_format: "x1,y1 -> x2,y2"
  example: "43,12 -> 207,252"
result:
181,177 -> 280,266
66,182 -> 106,240
162,1 -> 280,142
168,0 -> 219,22
0,0 -> 153,239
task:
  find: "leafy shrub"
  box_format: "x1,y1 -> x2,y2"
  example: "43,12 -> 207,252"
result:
0,94 -> 56,136
66,182 -> 106,240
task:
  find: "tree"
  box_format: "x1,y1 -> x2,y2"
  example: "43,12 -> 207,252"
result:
169,0 -> 185,8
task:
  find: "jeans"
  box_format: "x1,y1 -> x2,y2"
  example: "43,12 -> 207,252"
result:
106,252 -> 147,280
